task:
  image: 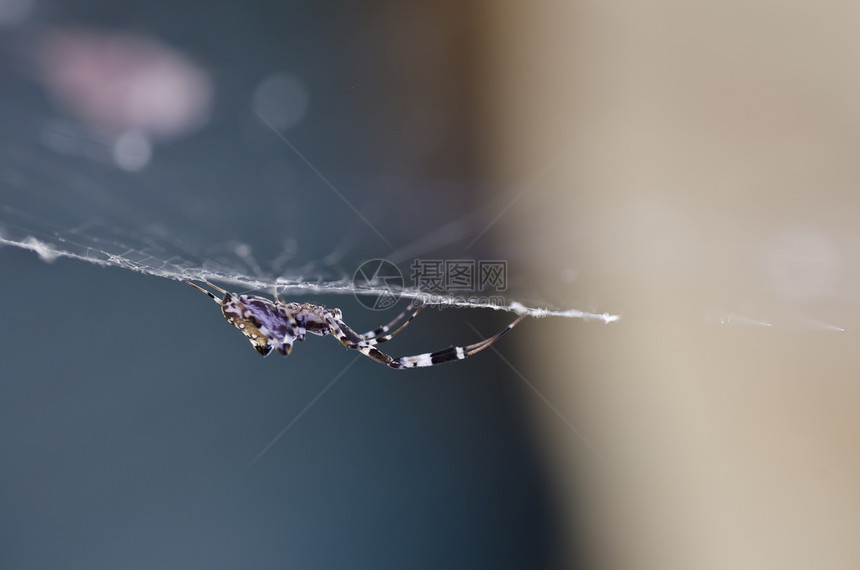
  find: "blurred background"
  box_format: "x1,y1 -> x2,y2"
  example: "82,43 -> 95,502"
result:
3,0 -> 860,569
481,2 -> 860,569
0,1 -> 560,569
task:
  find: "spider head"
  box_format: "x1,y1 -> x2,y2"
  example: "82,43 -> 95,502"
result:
220,295 -> 278,357
252,343 -> 274,357
188,281 -> 278,357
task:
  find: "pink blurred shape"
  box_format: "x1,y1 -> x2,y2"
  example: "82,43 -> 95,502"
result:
36,28 -> 213,139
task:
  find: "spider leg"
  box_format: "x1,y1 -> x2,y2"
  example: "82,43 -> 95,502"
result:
188,282 -> 223,305
203,281 -> 229,295
272,288 -> 286,305
324,315 -> 400,367
326,313 -> 526,369
359,303 -> 425,345
394,313 -> 527,368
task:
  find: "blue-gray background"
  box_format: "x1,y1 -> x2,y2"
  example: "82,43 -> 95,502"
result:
0,1 -> 568,568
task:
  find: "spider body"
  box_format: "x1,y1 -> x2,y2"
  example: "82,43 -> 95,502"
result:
220,295 -> 332,356
189,281 -> 524,369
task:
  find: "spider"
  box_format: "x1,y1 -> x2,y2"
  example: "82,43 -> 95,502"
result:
188,281 -> 525,369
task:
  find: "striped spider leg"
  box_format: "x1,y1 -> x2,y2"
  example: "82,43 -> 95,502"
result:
188,281 -> 525,369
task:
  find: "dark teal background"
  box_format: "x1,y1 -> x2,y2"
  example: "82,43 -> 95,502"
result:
0,1 -> 563,568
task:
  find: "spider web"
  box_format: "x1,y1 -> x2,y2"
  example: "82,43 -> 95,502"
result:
0,56 -> 617,323
0,160 -> 616,323
0,14 -> 600,569
2,6 -> 850,333
4,8 -> 859,570
2,29 -> 852,337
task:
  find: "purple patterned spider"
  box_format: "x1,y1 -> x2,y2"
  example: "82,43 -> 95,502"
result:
188,281 -> 525,369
